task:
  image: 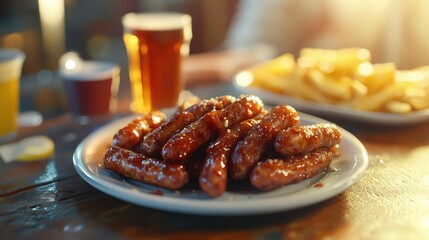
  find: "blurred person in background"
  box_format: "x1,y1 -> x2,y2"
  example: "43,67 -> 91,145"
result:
224,0 -> 429,69
186,0 -> 429,83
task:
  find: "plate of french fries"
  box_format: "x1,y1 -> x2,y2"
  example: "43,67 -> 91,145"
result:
233,48 -> 429,125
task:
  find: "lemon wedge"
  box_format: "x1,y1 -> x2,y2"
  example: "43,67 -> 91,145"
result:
0,135 -> 55,163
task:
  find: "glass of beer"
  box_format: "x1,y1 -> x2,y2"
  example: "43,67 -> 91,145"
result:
0,49 -> 25,143
122,12 -> 192,113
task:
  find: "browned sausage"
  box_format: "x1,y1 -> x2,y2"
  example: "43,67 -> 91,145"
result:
250,147 -> 334,191
140,95 -> 236,156
230,105 -> 300,180
183,147 -> 207,178
274,123 -> 342,156
330,144 -> 341,157
162,95 -> 264,164
199,118 -> 261,197
112,111 -> 166,150
103,146 -> 189,190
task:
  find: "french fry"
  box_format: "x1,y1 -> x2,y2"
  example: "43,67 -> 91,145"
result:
350,79 -> 368,98
384,100 -> 413,114
248,48 -> 429,114
305,69 -> 353,100
399,85 -> 429,110
250,71 -> 295,95
413,65 -> 429,74
250,53 -> 295,77
395,70 -> 429,111
351,83 -> 405,111
356,62 -> 396,93
249,53 -> 296,94
297,77 -> 334,103
300,48 -> 371,75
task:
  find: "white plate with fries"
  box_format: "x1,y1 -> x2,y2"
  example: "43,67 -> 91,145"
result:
233,79 -> 429,125
233,48 -> 429,125
73,113 -> 368,216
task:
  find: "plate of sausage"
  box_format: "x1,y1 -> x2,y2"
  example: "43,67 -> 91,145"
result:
73,95 -> 368,215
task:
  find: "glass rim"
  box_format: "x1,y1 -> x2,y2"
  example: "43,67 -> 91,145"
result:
122,12 -> 192,31
60,61 -> 120,81
0,48 -> 26,64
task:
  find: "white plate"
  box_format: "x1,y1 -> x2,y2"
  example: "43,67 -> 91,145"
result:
233,74 -> 429,125
73,113 -> 368,216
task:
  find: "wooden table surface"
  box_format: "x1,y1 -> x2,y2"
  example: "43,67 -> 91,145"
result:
1,80 -> 429,240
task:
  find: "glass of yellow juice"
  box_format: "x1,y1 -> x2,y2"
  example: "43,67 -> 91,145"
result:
0,49 -> 25,143
122,12 -> 192,113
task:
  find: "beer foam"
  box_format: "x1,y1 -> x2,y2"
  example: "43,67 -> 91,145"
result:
0,49 -> 25,82
60,61 -> 120,81
122,12 -> 192,31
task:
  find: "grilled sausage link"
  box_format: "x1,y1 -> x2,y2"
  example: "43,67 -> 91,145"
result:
112,111 -> 166,151
274,123 -> 342,156
199,118 -> 262,197
161,95 -> 264,164
250,148 -> 334,191
230,105 -> 300,180
140,95 -> 236,156
103,146 -> 189,190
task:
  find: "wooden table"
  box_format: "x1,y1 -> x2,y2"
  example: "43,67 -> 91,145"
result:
1,80 -> 429,240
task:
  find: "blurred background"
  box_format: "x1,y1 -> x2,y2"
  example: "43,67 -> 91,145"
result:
2,0 -> 429,118
0,0 -> 238,118
0,0 -> 238,74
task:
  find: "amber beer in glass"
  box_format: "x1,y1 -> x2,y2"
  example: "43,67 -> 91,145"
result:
122,13 -> 192,113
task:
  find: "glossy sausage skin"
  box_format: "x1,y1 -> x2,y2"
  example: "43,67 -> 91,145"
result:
103,146 -> 189,190
274,123 -> 342,156
250,148 -> 334,191
112,111 -> 165,151
140,95 -> 236,156
161,95 -> 264,164
230,105 -> 300,180
199,118 -> 261,197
